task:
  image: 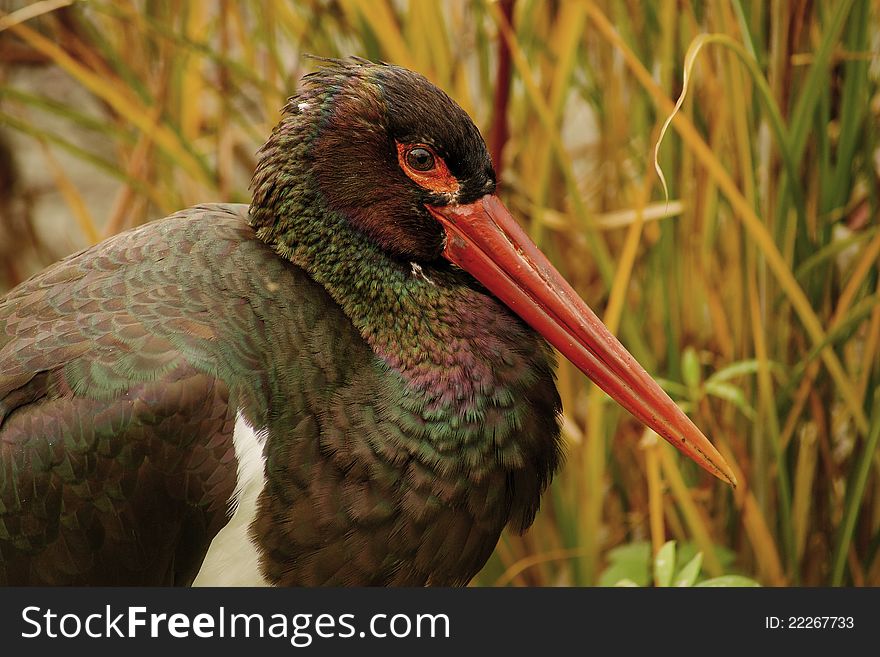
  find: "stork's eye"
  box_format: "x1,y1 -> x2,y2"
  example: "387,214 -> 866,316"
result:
396,142 -> 459,195
406,147 -> 435,172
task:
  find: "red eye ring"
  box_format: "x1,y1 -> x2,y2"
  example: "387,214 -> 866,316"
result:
397,142 -> 459,195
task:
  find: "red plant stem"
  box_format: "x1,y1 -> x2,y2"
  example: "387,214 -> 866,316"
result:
489,0 -> 514,183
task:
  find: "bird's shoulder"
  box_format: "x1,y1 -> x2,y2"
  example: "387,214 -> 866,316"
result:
0,203 -> 340,406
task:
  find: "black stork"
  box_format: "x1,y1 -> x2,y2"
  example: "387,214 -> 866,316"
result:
0,58 -> 735,586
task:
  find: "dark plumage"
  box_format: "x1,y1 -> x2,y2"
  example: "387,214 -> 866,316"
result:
0,58 -> 732,586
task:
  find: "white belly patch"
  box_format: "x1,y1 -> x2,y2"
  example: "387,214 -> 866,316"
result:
192,411 -> 270,586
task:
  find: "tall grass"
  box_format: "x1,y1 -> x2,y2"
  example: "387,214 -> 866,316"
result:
1,0 -> 877,586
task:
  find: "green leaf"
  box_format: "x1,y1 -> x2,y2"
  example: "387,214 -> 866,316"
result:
704,381 -> 756,419
695,576 -> 761,587
674,552 -> 703,587
705,359 -> 787,386
598,542 -> 651,587
681,347 -> 701,391
677,542 -> 736,571
654,540 -> 676,587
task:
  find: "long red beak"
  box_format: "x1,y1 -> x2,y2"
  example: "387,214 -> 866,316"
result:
428,194 -> 736,486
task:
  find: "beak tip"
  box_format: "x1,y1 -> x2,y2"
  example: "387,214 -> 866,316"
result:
708,451 -> 737,488
724,469 -> 738,489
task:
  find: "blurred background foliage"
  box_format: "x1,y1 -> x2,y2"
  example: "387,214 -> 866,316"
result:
0,0 -> 878,586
